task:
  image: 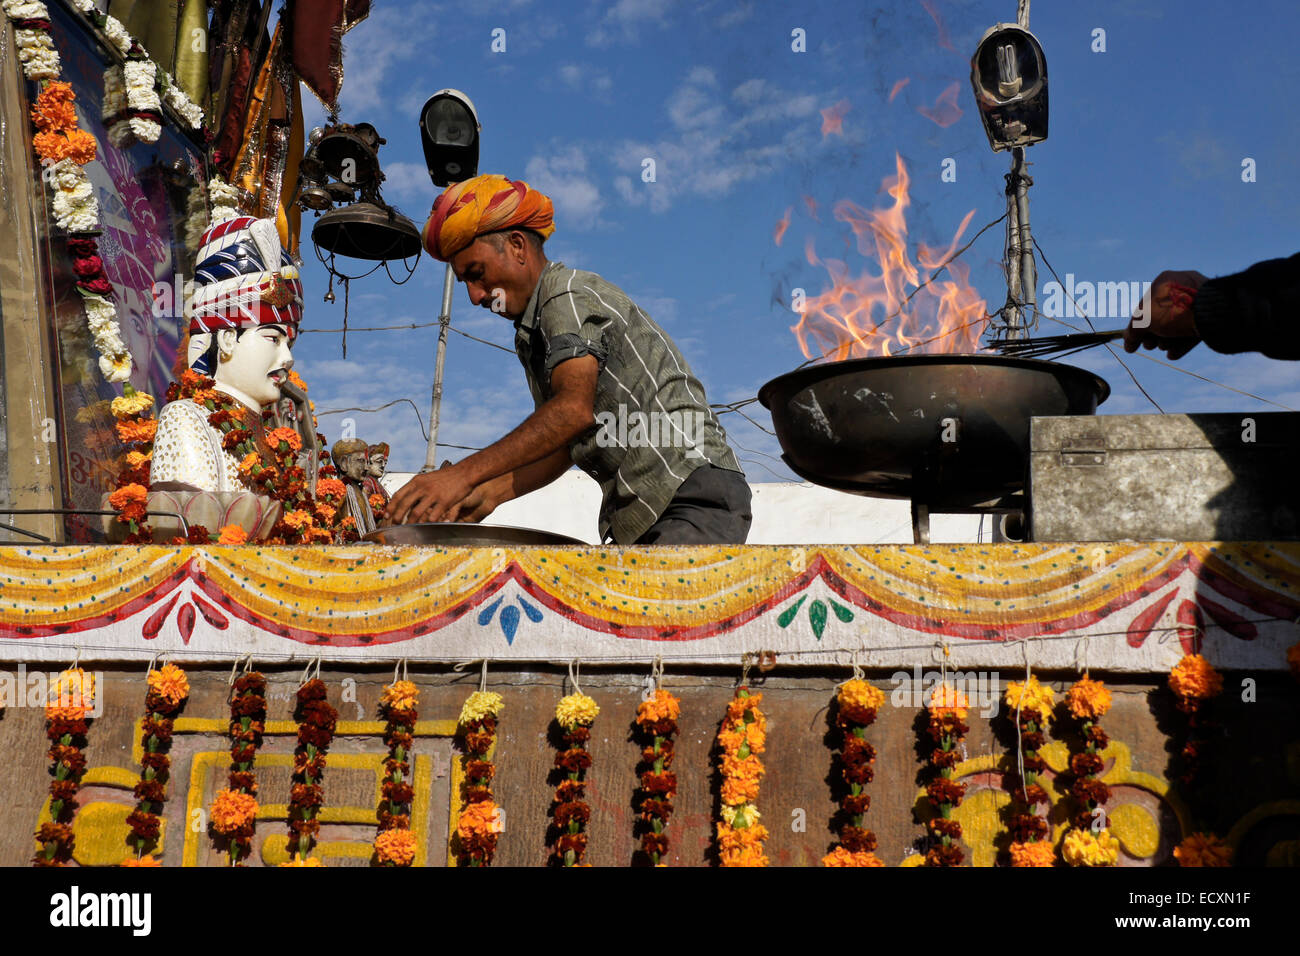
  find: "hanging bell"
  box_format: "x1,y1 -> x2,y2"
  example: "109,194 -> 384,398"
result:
311,201 -> 422,261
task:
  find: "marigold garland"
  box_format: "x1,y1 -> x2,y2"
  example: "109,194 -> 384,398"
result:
822,679 -> 885,866
374,679 -> 418,866
287,679 -> 337,864
455,690 -> 504,866
1003,674 -> 1055,866
211,671 -> 266,865
552,692 -> 599,866
921,682 -> 967,866
1173,832 -> 1232,868
1167,654 -> 1226,862
716,687 -> 768,867
34,667 -> 95,865
633,688 -> 680,866
1060,674 -> 1117,866
122,663 -> 189,865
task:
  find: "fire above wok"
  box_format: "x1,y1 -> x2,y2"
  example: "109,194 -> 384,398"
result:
759,354 -> 1109,510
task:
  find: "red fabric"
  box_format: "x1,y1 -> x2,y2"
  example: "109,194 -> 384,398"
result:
288,0 -> 371,113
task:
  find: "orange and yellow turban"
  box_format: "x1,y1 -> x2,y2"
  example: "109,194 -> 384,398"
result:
421,174 -> 556,261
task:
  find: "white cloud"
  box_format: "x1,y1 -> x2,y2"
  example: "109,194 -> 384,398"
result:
559,63 -> 614,99
524,146 -> 605,230
379,161 -> 436,213
586,0 -> 675,47
337,5 -> 432,116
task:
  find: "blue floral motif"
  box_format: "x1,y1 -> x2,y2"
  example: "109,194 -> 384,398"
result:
477,595 -> 543,644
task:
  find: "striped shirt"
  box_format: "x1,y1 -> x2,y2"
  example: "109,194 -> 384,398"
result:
515,261 -> 745,543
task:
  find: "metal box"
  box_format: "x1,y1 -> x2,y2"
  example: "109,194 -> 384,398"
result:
1029,413 -> 1300,541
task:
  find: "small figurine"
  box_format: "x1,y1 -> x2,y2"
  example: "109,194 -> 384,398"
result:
332,438 -> 376,535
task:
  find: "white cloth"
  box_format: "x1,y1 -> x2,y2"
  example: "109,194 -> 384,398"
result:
150,400 -> 241,492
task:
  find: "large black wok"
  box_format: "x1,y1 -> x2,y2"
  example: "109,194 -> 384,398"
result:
758,354 -> 1109,508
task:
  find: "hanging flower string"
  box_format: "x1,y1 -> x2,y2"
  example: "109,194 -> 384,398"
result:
454,690 -> 505,866
633,688 -> 680,866
1168,653 -> 1230,867
34,668 -> 95,866
210,671 -> 266,865
922,682 -> 967,866
284,678 -> 337,866
1003,674 -> 1056,867
552,691 -> 599,866
373,678 -> 418,867
716,686 -> 768,867
1060,675 -> 1119,866
822,679 -> 886,866
122,663 -> 189,866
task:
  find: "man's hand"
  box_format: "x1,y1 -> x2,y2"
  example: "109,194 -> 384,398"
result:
446,473 -> 514,523
387,463 -> 475,525
1123,270 -> 1209,360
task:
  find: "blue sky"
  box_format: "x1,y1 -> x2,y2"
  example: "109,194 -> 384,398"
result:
290,0 -> 1300,480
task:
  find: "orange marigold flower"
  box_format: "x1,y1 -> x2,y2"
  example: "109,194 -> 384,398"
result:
716,822 -> 769,867
282,509 -> 314,530
838,678 -> 885,715
1009,840 -> 1056,867
314,502 -> 336,524
635,688 -> 681,725
120,855 -> 162,867
316,477 -> 345,499
1168,654 -> 1223,702
1173,832 -> 1232,867
725,691 -> 763,721
721,774 -> 762,806
374,827 -> 417,865
237,452 -> 259,477
927,682 -> 968,720
210,789 -> 258,834
146,662 -> 189,707
367,494 -> 385,510
62,128 -> 97,165
124,450 -> 151,469
217,524 -> 248,545
457,799 -> 503,839
266,427 -> 302,452
1065,674 -> 1112,721
108,483 -> 148,510
822,846 -> 885,867
115,418 -> 158,444
287,369 -> 308,392
380,680 -> 419,712
46,668 -> 95,720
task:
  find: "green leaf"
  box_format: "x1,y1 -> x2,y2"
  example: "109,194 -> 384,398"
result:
809,599 -> 828,639
777,594 -> 807,628
830,599 -> 854,623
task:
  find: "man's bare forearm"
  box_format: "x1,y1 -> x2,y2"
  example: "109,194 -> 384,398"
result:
509,445 -> 573,499
456,397 -> 593,490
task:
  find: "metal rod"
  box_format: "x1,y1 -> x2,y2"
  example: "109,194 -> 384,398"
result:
424,261 -> 455,471
1012,146 -> 1038,333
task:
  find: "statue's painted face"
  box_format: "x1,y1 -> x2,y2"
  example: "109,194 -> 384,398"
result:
340,452 -> 368,482
214,324 -> 294,407
367,453 -> 388,478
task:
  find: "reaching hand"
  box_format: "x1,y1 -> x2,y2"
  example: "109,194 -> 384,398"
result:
1123,270 -> 1208,360
386,465 -> 475,525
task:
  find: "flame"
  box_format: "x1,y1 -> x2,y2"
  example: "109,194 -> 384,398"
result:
919,0 -> 955,51
888,77 -> 910,102
773,206 -> 792,246
802,194 -> 819,220
789,154 -> 987,361
820,99 -> 851,138
918,81 -> 963,128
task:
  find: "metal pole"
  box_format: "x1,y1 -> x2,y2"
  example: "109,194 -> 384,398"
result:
424,261 -> 455,471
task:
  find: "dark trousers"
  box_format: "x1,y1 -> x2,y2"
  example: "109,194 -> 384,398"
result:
634,465 -> 752,545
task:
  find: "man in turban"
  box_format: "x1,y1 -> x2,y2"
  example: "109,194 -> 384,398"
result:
389,174 -> 751,545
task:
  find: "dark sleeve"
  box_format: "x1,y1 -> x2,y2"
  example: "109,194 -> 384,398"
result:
536,287 -> 615,379
1193,252 -> 1300,359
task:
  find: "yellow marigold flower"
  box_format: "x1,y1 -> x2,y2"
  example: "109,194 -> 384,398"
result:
380,679 -> 419,712
279,857 -> 325,867
217,524 -> 248,545
926,682 -> 968,720
374,828 -> 417,865
458,690 -> 504,724
1062,827 -> 1119,866
720,803 -> 761,827
838,678 -> 885,714
210,789 -> 258,834
125,450 -> 151,469
555,692 -> 599,730
635,688 -> 681,725
146,662 -> 189,707
457,799 -> 503,839
1065,674 -> 1112,721
120,856 -> 162,867
1173,832 -> 1232,867
46,668 -> 95,719
822,846 -> 885,867
1005,675 -> 1056,725
110,391 -> 154,419
1168,654 -> 1223,702
1009,840 -> 1056,867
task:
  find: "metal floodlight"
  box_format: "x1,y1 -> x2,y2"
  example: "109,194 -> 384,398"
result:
970,23 -> 1048,151
420,89 -> 480,187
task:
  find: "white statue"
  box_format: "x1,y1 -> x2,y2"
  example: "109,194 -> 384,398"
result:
143,215 -> 304,539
